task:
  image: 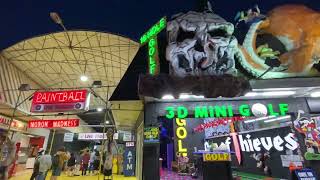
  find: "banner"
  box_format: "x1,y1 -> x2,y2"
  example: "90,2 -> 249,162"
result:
28,119 -> 79,128
64,133 -> 74,142
123,146 -> 135,176
0,115 -> 27,132
144,127 -> 159,143
31,89 -> 90,113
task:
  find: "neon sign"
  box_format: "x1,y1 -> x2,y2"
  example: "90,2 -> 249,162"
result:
203,153 -> 231,162
165,103 -> 289,119
140,17 -> 166,45
31,90 -> 90,113
176,118 -> 188,157
32,90 -> 87,104
148,37 -> 159,75
28,119 -> 79,128
140,17 -> 166,76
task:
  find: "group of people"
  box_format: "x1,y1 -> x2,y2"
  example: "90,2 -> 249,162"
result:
30,147 -> 102,180
77,149 -> 100,176
0,132 -> 16,180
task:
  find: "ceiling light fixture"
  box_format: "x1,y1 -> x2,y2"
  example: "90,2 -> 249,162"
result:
310,91 -> 320,98
162,94 -> 174,100
80,75 -> 88,82
264,115 -> 291,123
106,121 -> 110,124
97,108 -> 103,112
179,93 -> 205,99
244,115 -> 276,124
262,91 -> 296,96
244,92 -> 258,97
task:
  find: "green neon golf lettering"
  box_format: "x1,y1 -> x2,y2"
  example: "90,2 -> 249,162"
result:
148,37 -> 158,75
239,104 -> 251,116
215,106 -> 227,117
140,17 -> 167,45
166,107 -> 175,119
268,104 -> 279,116
195,106 -> 208,118
165,103 -> 289,119
279,103 -> 289,115
177,106 -> 188,119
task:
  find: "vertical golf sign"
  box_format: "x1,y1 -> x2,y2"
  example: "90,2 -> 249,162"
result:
140,17 -> 166,75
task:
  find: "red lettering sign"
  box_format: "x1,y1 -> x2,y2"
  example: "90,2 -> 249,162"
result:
32,90 -> 87,104
28,119 -> 80,128
31,90 -> 89,113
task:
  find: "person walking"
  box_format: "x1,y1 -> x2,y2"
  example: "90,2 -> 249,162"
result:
0,132 -> 16,180
92,150 -> 100,175
50,147 -> 70,180
81,150 -> 90,176
36,150 -> 51,180
66,153 -> 76,176
89,150 -> 96,175
30,149 -> 43,180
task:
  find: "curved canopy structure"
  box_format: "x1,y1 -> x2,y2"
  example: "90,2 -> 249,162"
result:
1,30 -> 140,108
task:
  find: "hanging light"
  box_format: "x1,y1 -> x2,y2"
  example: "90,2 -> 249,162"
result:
80,75 -> 88,82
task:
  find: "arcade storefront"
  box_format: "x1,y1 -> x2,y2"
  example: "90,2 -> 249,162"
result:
143,97 -> 320,180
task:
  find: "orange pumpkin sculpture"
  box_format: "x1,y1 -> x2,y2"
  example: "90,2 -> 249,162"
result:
237,5 -> 320,78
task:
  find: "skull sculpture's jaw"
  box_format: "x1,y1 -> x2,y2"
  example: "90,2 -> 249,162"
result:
166,11 -> 238,77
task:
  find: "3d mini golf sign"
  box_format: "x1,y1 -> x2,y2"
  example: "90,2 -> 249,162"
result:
140,17 -> 166,75
31,90 -> 90,113
28,119 -> 80,128
166,103 -> 289,119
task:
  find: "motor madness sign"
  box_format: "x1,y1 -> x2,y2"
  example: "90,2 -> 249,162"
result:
31,90 -> 90,113
28,119 -> 80,128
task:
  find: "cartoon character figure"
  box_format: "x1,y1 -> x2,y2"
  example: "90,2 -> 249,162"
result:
294,110 -> 320,160
251,152 -> 271,175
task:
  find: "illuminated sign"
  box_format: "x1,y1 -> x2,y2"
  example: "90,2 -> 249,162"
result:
144,127 -> 159,143
126,142 -> 135,147
140,17 -> 166,76
165,103 -> 289,119
238,133 -> 298,152
0,115 -> 27,132
64,133 -> 74,142
28,119 -> 79,128
78,133 -> 108,140
203,153 -> 231,162
176,118 -> 188,157
140,17 -> 166,45
147,37 -> 159,75
31,90 -> 90,113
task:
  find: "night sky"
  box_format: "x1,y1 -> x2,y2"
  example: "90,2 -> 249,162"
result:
0,0 -> 320,50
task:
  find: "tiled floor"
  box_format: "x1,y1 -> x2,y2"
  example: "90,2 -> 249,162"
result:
160,169 -> 193,180
10,171 -> 136,180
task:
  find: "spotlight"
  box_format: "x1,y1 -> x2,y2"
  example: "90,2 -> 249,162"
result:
311,91 -> 320,98
106,121 -> 110,124
97,108 -> 103,112
162,94 -> 174,100
262,91 -> 295,96
80,75 -> 88,82
92,81 -> 102,88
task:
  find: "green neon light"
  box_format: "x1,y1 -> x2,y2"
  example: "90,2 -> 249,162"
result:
148,37 -> 158,75
140,17 -> 166,45
165,103 -> 289,119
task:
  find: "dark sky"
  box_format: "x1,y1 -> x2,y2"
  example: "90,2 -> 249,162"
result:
0,0 -> 319,50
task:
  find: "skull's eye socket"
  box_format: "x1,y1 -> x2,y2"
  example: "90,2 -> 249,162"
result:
177,28 -> 195,42
208,29 -> 228,38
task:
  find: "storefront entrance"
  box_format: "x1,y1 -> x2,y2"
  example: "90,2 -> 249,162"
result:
143,97 -> 320,180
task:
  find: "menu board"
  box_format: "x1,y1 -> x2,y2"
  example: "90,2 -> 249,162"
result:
144,127 -> 159,143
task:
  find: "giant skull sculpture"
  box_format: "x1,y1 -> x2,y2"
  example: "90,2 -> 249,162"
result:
166,8 -> 238,77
